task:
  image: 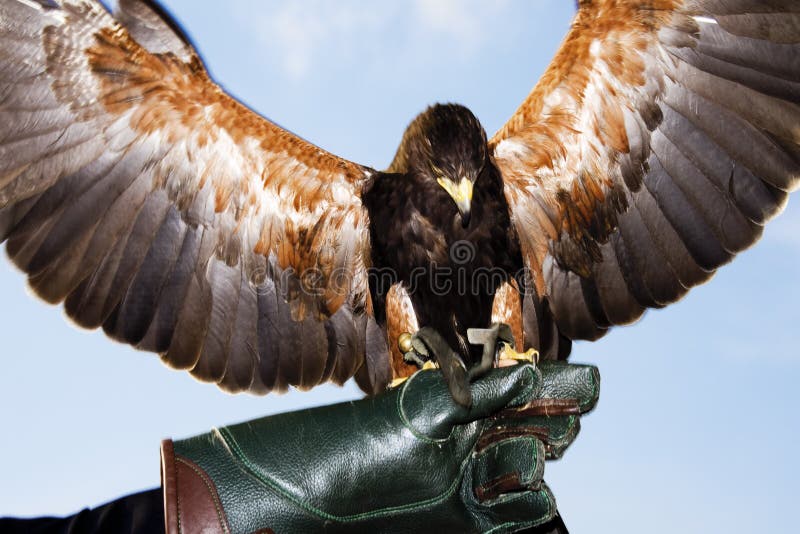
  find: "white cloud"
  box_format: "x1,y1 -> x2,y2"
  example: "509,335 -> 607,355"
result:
413,0 -> 510,53
234,0 -> 514,80
413,0 -> 480,49
240,1 -> 396,80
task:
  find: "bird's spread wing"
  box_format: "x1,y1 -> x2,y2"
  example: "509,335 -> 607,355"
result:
491,0 -> 800,359
0,0 -> 392,394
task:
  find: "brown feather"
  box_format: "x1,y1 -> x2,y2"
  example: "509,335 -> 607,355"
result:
385,284 -> 420,380
490,280 -> 524,352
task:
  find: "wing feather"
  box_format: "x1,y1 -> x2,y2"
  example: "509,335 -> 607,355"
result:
0,0 -> 390,394
493,0 -> 800,357
113,0 -> 196,61
218,274 -> 259,394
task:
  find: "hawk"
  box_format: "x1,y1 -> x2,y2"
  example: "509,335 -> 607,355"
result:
0,0 -> 798,400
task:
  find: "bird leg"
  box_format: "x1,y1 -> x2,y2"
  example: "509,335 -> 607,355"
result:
497,343 -> 539,367
393,323 -> 538,407
410,327 -> 472,407
467,323 -> 539,370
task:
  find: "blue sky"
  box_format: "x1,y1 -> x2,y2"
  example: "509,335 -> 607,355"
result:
1,1 -> 798,532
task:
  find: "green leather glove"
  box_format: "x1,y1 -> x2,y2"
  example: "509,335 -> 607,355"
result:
161,362 -> 599,534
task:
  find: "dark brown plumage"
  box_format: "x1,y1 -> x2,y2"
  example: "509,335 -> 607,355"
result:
0,0 -> 798,397
363,104 -> 522,367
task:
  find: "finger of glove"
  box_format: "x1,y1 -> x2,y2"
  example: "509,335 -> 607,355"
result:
468,363 -> 542,417
400,363 -> 542,440
476,363 -> 596,457
478,414 -> 580,461
516,362 -> 600,416
472,437 -> 545,504
478,482 -> 557,533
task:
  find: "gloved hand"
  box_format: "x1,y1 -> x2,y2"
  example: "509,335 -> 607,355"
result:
161,361 -> 599,534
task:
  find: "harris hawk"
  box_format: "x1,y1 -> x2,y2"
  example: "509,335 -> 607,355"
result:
0,0 -> 798,404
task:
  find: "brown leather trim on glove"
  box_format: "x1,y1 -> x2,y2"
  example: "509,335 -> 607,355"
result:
161,439 -> 232,534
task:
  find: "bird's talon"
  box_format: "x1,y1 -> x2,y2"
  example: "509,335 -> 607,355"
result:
498,343 -> 539,365
400,331 -> 436,368
403,349 -> 428,368
421,360 -> 439,371
389,360 -> 438,388
392,333 -> 442,389
389,376 -> 409,388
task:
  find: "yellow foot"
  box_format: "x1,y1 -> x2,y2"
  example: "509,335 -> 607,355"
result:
420,360 -> 439,371
389,360 -> 438,388
498,344 -> 539,367
389,377 -> 407,388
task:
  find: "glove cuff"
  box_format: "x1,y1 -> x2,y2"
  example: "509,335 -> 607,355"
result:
160,439 -> 232,534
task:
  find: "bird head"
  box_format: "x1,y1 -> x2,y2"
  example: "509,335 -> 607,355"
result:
389,103 -> 488,229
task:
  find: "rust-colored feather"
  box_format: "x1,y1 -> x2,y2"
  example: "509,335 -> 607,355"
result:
385,284 -> 420,380
490,280 -> 524,351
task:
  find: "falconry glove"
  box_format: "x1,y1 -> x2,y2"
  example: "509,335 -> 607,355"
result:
160,362 -> 599,534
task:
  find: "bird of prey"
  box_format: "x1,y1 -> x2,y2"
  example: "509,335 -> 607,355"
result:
0,0 -> 798,402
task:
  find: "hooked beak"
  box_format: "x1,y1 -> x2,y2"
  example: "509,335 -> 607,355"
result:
457,201 -> 471,228
437,177 -> 473,228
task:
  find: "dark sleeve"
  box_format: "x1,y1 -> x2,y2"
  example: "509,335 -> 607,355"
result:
0,488 -> 568,534
0,488 -> 164,534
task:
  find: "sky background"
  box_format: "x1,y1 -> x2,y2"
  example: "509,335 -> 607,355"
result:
1,1 -> 799,532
